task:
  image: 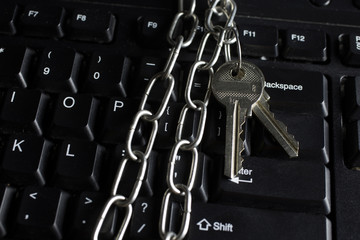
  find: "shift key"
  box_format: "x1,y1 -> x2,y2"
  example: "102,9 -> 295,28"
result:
189,202 -> 331,240
260,66 -> 328,117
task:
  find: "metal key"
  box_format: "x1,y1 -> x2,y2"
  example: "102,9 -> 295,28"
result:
212,61 -> 265,178
212,61 -> 299,178
252,90 -> 299,158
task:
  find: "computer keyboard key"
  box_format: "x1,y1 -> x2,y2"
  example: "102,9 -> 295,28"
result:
99,98 -> 144,144
111,146 -> 157,197
19,5 -> 65,38
137,15 -> 171,48
51,93 -> 99,140
238,25 -> 279,58
36,47 -> 82,93
343,76 -> 360,121
155,102 -> 185,149
188,202 -> 331,240
0,88 -> 49,135
83,53 -> 131,97
339,33 -> 360,66
131,57 -> 179,101
53,140 -> 104,191
71,192 -> 118,239
0,2 -> 18,35
283,29 -> 327,62
130,198 -> 159,239
15,186 -> 69,240
0,184 -> 15,237
215,156 -> 330,214
1,134 -> 52,186
344,120 -> 360,169
261,67 -> 328,117
161,151 -> 210,202
66,9 -> 116,43
0,46 -> 34,88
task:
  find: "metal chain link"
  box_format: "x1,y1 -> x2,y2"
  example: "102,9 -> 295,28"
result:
93,0 -> 240,239
93,0 -> 199,239
159,0 -> 239,239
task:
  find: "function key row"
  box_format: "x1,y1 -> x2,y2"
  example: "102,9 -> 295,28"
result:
0,2 -> 115,43
139,16 -> 328,62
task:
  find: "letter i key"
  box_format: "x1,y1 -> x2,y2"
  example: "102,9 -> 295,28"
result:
211,61 -> 299,178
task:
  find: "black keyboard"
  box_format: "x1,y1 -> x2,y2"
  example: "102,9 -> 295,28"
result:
0,0 -> 359,239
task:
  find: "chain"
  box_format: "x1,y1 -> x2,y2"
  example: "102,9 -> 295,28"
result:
93,0 -> 239,239
159,0 -> 239,240
92,1 -> 198,239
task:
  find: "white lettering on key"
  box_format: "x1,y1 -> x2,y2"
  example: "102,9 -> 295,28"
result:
147,21 -> 158,29
12,139 -> 24,152
291,34 -> 305,42
66,144 -> 75,157
243,29 -> 256,38
76,14 -> 87,21
28,10 -> 39,17
264,81 -> 303,91
213,222 -> 234,232
356,36 -> 360,51
113,100 -> 124,112
63,96 -> 75,109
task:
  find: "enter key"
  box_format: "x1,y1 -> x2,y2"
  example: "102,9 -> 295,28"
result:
213,156 -> 330,215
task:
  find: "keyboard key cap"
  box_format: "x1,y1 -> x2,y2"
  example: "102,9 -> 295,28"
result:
51,93 -> 99,140
343,76 -> 360,121
344,120 -> 360,169
0,2 -> 18,35
0,88 -> 49,135
0,184 -> 15,237
19,5 -> 65,38
160,151 -> 210,202
111,145 -> 157,197
83,52 -> 131,97
339,33 -> 360,66
131,57 -> 180,101
130,198 -> 159,239
71,192 -> 118,239
98,98 -> 144,144
188,202 -> 331,240
261,67 -> 328,117
155,102 -> 183,149
1,134 -> 52,186
36,47 -> 82,93
66,9 -> 116,43
0,46 -> 34,88
137,15 -> 171,48
238,25 -> 279,57
283,29 -> 327,62
252,112 -> 329,164
15,186 -> 69,240
54,140 -> 104,191
215,156 -> 330,214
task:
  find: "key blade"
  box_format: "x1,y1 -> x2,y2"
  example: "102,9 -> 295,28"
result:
252,97 -> 299,157
224,101 -> 247,178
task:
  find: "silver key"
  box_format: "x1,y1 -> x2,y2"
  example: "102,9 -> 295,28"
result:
212,61 -> 299,178
212,61 -> 264,178
252,90 -> 299,158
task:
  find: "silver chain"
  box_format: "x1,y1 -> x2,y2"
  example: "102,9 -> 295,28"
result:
93,0 -> 239,239
159,0 -> 239,239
